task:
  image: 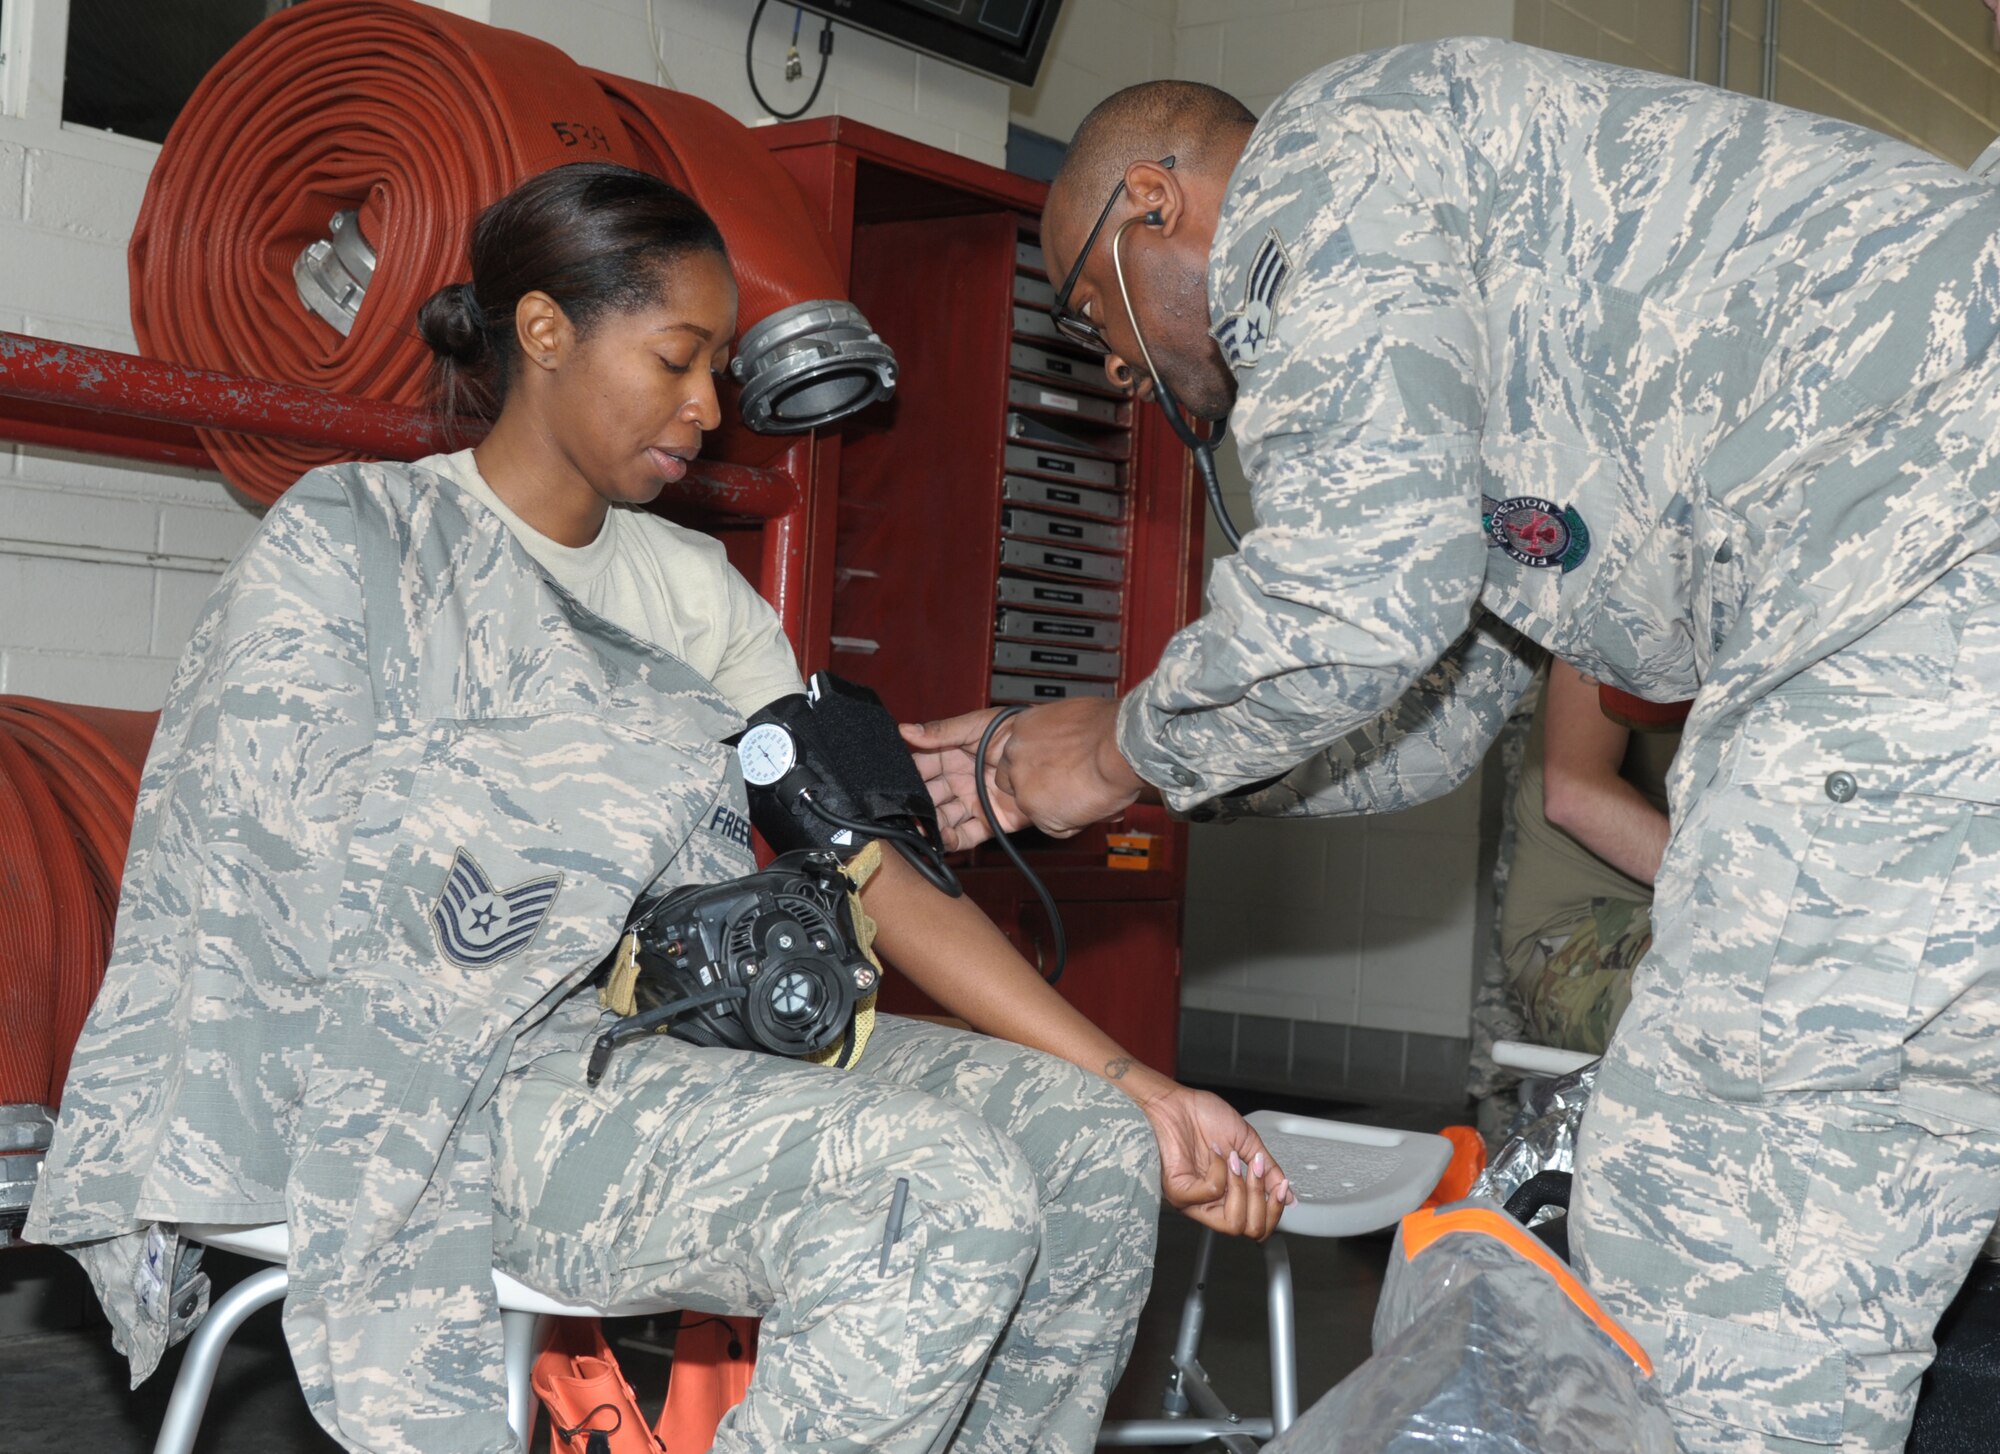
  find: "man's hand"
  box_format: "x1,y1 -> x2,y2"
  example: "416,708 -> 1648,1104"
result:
898,706 -> 1024,850
1139,1083 -> 1292,1240
901,697 -> 1144,849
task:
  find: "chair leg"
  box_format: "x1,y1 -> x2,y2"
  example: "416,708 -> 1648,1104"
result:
502,1308 -> 548,1453
1162,1226 -> 1217,1416
1263,1232 -> 1298,1436
154,1264 -> 289,1454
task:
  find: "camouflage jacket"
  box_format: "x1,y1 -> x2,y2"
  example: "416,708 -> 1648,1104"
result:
1123,39 -> 2000,821
26,462 -> 759,1454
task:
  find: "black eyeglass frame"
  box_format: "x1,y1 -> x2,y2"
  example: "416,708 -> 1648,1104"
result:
1048,155 -> 1175,352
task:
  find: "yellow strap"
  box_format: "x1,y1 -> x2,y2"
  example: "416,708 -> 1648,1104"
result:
598,931 -> 642,1018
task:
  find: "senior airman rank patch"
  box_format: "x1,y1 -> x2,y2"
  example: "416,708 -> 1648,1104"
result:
1482,495 -> 1592,572
429,848 -> 562,969
1213,228 -> 1291,369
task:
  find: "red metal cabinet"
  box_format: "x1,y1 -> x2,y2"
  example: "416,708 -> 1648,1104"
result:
758,119 -> 1203,1071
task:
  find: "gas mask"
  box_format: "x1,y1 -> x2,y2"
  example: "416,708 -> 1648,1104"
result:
587,849 -> 877,1084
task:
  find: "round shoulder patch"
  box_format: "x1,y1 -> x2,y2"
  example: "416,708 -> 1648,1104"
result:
1485,496 -> 1592,573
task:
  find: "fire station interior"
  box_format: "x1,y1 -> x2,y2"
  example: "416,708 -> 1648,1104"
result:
3,2 -> 1999,1453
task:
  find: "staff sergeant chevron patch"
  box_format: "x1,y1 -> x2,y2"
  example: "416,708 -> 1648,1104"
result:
429,848 -> 563,969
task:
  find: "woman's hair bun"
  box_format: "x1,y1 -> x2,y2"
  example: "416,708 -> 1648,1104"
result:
417,281 -> 490,367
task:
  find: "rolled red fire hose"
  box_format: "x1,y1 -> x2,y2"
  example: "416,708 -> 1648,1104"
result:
133,0 -> 860,503
594,73 -> 844,334
131,0 -> 635,502
0,699 -> 157,1106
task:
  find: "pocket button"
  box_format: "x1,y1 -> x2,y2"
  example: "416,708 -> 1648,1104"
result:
1824,770 -> 1858,803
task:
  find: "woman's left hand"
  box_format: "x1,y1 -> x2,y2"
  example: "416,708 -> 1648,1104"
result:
1139,1084 -> 1293,1241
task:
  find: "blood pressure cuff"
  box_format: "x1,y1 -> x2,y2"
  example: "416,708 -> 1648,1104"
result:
740,672 -> 942,861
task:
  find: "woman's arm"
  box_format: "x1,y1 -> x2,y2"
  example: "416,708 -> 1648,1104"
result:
1539,661 -> 1670,883
861,848 -> 1290,1238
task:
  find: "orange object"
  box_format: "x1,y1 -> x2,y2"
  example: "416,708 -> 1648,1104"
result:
1400,1205 -> 1653,1374
1419,1124 -> 1488,1210
1597,684 -> 1693,733
533,1319 -> 663,1454
1105,832 -> 1158,871
653,1316 -> 759,1453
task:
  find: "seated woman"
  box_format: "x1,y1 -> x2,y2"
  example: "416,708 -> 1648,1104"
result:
1499,660 -> 1681,1057
25,163 -> 1289,1454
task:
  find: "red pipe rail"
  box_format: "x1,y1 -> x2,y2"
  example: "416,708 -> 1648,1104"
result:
0,331 -> 803,522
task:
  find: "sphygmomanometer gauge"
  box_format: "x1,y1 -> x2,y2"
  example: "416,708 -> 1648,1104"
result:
737,721 -> 798,787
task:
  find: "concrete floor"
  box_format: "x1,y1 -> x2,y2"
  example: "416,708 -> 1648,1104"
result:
0,1088 -> 1462,1452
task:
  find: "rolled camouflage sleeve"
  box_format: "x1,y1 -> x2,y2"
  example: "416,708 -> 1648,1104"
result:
1196,611 -> 1541,821
1119,98 -> 1496,810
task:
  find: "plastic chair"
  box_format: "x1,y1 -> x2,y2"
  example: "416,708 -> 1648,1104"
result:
1490,1039 -> 1596,1079
1099,1113 -> 1453,1451
156,1223 -> 675,1454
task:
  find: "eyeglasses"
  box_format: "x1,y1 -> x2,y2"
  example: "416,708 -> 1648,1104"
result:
1048,155 -> 1174,353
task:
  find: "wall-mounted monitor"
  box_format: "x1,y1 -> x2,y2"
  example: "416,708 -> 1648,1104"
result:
796,0 -> 1066,87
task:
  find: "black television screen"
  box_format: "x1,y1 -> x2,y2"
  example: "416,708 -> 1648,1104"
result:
796,0 -> 1066,87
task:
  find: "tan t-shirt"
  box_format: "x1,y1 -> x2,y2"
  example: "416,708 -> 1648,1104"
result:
416,450 -> 805,718
1500,684 -> 1681,966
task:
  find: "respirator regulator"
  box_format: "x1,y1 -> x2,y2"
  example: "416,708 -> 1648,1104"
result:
587,849 -> 875,1085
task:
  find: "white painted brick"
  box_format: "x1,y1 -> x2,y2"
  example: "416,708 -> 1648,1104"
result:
0,479 -> 157,553
1404,0 -> 1513,41
0,647 -> 176,710
0,143 -> 26,223
1009,56 -> 1106,141
1281,5 -> 1366,74
156,502 -> 260,561
1211,983 -> 1323,1024
0,220 -> 130,322
1360,0 -> 1407,51
915,55 -> 1010,139
1180,0 -> 1290,27
1218,12 -> 1297,101
951,132 -> 1007,168
1349,999 -> 1468,1038
23,146 -> 145,242
1174,23 -> 1225,85
1364,828 -> 1478,922
0,554 -> 155,653
15,446 -> 224,506
1187,817 -> 1329,908
18,312 -> 135,352
831,91 -> 959,155
1357,911 -> 1476,1022
150,568 -> 223,656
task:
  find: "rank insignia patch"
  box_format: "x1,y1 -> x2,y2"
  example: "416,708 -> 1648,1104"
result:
1213,228 -> 1291,369
429,848 -> 562,969
1482,495 -> 1592,572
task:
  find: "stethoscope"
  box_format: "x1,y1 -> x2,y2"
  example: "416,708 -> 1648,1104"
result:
1109,214 -> 1244,551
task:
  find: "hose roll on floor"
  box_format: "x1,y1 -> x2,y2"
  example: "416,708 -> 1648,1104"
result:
0,698 -> 156,1106
130,0 -> 633,503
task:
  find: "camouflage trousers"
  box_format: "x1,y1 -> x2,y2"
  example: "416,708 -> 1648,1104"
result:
1508,896 -> 1653,1057
1573,551 -> 2000,1453
488,1012 -> 1160,1454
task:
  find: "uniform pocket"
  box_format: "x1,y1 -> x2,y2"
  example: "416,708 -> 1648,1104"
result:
1759,802 -> 1970,1095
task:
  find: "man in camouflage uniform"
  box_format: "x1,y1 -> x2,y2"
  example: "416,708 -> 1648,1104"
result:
908,40 -> 2000,1452
27,461 -> 1159,1454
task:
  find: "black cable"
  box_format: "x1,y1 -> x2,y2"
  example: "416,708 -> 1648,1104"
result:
975,707 -> 1066,985
1151,374 -> 1242,549
800,791 -> 963,898
747,0 -> 833,121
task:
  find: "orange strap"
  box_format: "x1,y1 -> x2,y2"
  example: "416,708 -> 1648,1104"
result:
1399,1205 -> 1653,1375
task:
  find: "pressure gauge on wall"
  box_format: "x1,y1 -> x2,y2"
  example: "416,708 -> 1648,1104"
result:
737,721 -> 798,786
